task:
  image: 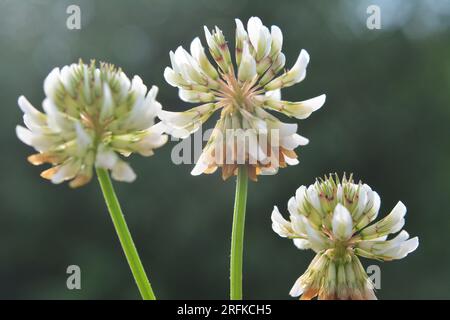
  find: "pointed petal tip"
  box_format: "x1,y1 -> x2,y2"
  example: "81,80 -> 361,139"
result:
271,205 -> 281,217
17,95 -> 35,114
393,201 -> 407,217
300,49 -> 310,62
248,16 -> 263,24
289,278 -> 304,297
408,236 -> 419,252
317,94 -> 326,106
191,159 -> 207,176
17,95 -> 26,105
16,125 -> 33,145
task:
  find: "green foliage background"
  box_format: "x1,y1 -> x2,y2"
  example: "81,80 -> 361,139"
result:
1,0 -> 449,299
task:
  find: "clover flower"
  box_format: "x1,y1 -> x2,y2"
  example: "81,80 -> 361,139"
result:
160,17 -> 325,180
271,174 -> 419,300
16,60 -> 167,187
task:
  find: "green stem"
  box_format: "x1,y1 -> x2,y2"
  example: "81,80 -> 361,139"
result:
96,168 -> 156,300
230,166 -> 249,300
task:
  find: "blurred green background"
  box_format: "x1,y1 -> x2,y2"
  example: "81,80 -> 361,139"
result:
1,0 -> 449,299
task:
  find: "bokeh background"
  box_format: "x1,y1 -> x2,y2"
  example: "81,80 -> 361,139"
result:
1,0 -> 449,299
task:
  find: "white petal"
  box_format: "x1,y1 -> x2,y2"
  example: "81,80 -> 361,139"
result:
332,204 -> 353,241
265,94 -> 325,120
270,25 -> 283,54
256,26 -> 271,59
159,103 -> 217,137
42,98 -> 71,132
370,191 -> 381,219
190,37 -> 204,61
95,146 -> 118,169
131,75 -> 147,99
60,65 -> 74,93
293,94 -> 326,119
235,18 -> 246,39
301,215 -> 328,252
259,166 -> 278,175
118,71 -> 131,97
111,161 -> 136,182
179,89 -> 214,103
289,49 -> 310,83
100,82 -> 114,120
357,231 -> 419,260
238,42 -> 256,82
203,26 -> 216,51
293,238 -> 310,250
271,206 -> 292,238
352,185 -> 368,220
394,237 -> 419,259
355,188 -> 381,230
191,152 -> 210,176
239,109 -> 267,133
287,196 -> 298,217
82,65 -> 92,104
169,50 -> 180,74
269,121 -> 298,137
51,161 -> 79,184
290,215 -> 307,236
138,136 -> 168,156
164,67 -> 183,87
43,67 -> 60,98
381,230 -> 410,249
247,16 -> 263,51
281,133 -> 309,150
390,201 -> 407,222
307,185 -> 322,214
245,129 -> 260,164
18,96 -> 46,126
366,235 -> 388,242
289,277 -> 304,297
359,201 -> 407,239
284,155 -> 299,166
295,186 -> 307,205
265,89 -> 281,101
75,121 -> 92,151
16,125 -> 34,146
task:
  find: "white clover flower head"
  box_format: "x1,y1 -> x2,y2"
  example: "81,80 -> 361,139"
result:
16,60 -> 168,188
272,174 -> 419,300
161,17 -> 326,181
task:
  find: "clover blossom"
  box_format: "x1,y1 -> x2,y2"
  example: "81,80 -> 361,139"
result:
16,60 -> 167,187
272,174 -> 419,299
161,17 -> 325,180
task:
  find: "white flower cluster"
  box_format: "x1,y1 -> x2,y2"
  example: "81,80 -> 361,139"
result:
272,174 -> 419,299
16,61 -> 167,187
160,17 -> 325,180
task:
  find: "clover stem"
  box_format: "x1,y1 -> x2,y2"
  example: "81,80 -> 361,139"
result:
230,166 -> 249,300
96,168 -> 156,300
